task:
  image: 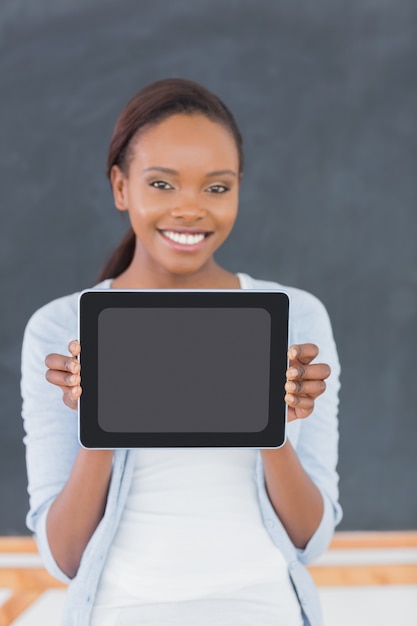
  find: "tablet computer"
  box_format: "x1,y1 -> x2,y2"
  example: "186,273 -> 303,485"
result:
78,289 -> 289,448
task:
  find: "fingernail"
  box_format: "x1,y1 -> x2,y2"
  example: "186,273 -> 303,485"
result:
72,386 -> 79,395
286,381 -> 297,392
287,368 -> 299,379
289,347 -> 298,359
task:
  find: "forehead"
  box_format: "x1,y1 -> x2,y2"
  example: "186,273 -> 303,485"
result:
129,114 -> 239,167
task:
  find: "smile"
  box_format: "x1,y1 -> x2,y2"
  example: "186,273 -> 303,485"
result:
160,230 -> 207,245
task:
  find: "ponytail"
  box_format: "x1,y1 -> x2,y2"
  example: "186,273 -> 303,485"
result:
97,227 -> 136,282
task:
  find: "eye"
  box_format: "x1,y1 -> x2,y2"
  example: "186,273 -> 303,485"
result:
207,184 -> 229,194
150,180 -> 174,190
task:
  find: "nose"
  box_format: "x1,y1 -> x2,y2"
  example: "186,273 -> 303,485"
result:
169,194 -> 207,222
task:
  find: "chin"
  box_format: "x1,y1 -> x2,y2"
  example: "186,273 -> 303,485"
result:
162,259 -> 211,278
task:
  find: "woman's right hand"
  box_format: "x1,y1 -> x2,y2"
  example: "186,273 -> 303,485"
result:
45,340 -> 82,410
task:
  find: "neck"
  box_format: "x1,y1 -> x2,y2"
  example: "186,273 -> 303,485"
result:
110,250 -> 240,290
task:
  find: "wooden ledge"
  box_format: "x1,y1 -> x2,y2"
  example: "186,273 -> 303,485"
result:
330,531 -> 417,549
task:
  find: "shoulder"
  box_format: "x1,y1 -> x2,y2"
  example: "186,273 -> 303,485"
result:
23,280 -> 111,350
239,272 -> 337,356
24,290 -> 80,349
28,291 -> 79,327
239,273 -> 329,323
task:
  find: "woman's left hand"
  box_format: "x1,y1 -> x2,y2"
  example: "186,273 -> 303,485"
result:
284,343 -> 331,422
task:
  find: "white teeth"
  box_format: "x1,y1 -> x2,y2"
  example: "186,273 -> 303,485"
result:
162,231 -> 206,245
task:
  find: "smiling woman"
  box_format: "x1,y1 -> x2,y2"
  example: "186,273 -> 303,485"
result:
109,114 -> 240,286
21,78 -> 341,626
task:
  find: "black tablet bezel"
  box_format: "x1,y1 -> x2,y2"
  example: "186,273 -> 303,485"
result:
78,289 -> 289,449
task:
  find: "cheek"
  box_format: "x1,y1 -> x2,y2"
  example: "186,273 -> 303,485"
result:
219,197 -> 239,226
127,188 -> 169,218
222,214 -> 238,236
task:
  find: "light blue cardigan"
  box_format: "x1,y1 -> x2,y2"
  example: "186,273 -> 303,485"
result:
21,273 -> 342,626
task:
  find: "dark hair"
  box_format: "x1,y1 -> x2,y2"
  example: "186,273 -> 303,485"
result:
98,78 -> 244,282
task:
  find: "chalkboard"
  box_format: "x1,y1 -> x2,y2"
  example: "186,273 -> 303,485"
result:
0,0 -> 416,533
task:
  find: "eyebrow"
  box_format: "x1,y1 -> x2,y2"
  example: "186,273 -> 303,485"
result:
142,166 -> 237,177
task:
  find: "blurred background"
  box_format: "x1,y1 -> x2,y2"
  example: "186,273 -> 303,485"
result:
0,0 -> 416,534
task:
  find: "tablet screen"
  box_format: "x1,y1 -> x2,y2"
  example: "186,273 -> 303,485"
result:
79,290 -> 289,448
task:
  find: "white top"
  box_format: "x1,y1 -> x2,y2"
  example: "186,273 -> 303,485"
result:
92,448 -> 303,624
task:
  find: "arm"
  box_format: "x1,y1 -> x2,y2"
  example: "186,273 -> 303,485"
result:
261,344 -> 329,549
43,340 -> 114,579
21,302 -> 114,581
46,447 -> 113,578
261,440 -> 324,550
260,291 -> 342,559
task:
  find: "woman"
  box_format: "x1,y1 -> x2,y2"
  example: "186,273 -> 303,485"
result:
21,78 -> 342,626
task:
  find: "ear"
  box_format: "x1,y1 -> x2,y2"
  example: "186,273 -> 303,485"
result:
110,165 -> 129,212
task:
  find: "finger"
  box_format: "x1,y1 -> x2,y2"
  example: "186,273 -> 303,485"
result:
287,362 -> 331,382
285,393 -> 315,419
63,385 -> 82,410
45,368 -> 81,388
68,340 -> 81,357
286,404 -> 315,421
45,353 -> 80,374
285,379 -> 326,398
288,343 -> 319,365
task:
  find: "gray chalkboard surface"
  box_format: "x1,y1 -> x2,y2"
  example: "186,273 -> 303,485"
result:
1,0 -> 416,533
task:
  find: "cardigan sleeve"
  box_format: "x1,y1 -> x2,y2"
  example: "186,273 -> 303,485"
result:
288,287 -> 343,563
254,283 -> 343,565
20,293 -> 80,583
